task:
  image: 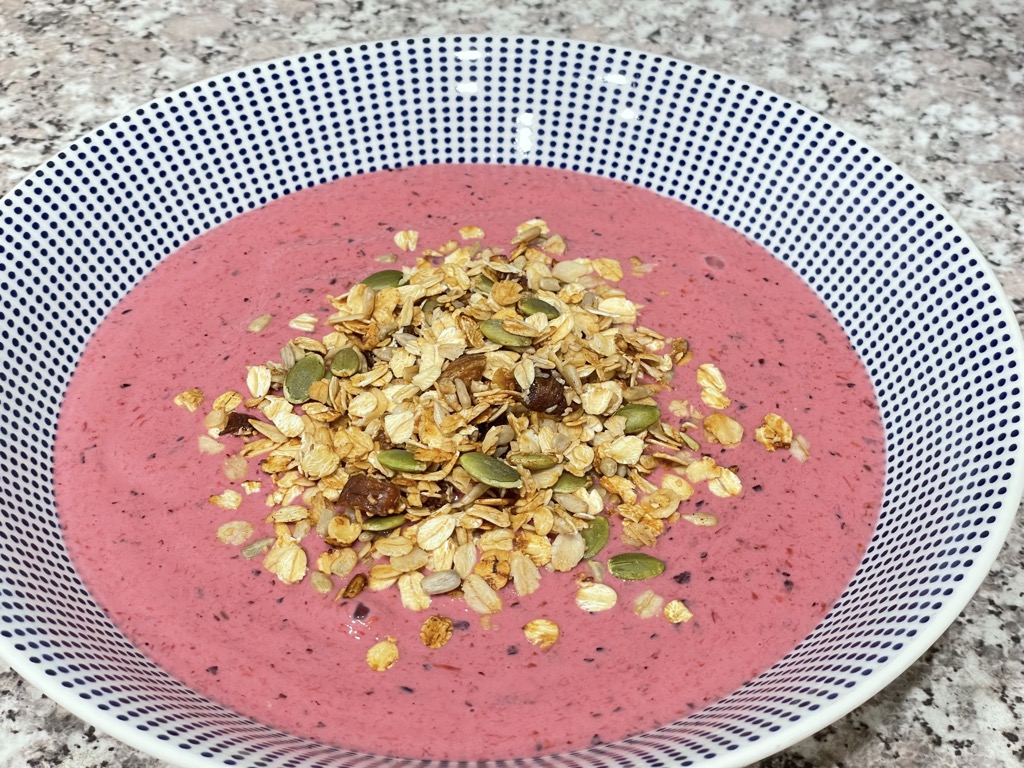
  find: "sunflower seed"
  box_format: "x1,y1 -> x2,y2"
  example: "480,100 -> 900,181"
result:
420,569 -> 462,595
241,537 -> 275,559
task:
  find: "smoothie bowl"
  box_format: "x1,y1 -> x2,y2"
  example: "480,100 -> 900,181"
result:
0,36 -> 1021,767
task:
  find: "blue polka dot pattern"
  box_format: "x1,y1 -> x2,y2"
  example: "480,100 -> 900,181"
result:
1,36 -> 1021,767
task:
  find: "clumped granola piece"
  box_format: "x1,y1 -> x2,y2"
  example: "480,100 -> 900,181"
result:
754,413 -> 793,451
420,615 -> 455,648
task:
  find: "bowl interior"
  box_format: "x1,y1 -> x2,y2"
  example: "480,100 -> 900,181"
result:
1,36 -> 1021,768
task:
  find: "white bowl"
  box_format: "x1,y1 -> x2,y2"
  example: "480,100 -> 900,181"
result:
1,36 -> 1021,767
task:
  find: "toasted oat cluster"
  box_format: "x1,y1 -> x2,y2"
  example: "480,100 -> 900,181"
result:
193,221 -> 803,639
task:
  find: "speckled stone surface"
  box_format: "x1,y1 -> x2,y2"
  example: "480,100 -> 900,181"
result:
1,1 -> 1022,766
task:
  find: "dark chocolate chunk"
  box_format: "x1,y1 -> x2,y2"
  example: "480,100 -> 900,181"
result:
220,411 -> 259,436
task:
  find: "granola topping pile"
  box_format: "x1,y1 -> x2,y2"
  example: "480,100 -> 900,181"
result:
184,220 -> 805,663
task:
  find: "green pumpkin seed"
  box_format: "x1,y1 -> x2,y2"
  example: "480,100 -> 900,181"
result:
329,347 -> 362,377
479,319 -> 532,348
518,295 -> 561,319
613,403 -> 662,434
361,513 -> 407,532
551,472 -> 591,493
508,453 -> 557,470
420,297 -> 440,316
581,517 -> 610,559
360,269 -> 404,291
377,449 -> 430,473
459,452 -> 523,489
607,552 -> 666,581
283,353 -> 325,403
475,275 -> 495,294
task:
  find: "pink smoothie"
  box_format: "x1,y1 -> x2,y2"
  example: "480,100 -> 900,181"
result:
55,164 -> 884,759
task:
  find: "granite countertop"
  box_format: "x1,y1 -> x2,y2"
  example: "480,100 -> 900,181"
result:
1,0 -> 1022,766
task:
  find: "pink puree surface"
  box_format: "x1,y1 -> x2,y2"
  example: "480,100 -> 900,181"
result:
55,164 -> 884,760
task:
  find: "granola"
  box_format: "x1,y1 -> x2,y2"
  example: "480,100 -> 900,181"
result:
193,221 -> 805,655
